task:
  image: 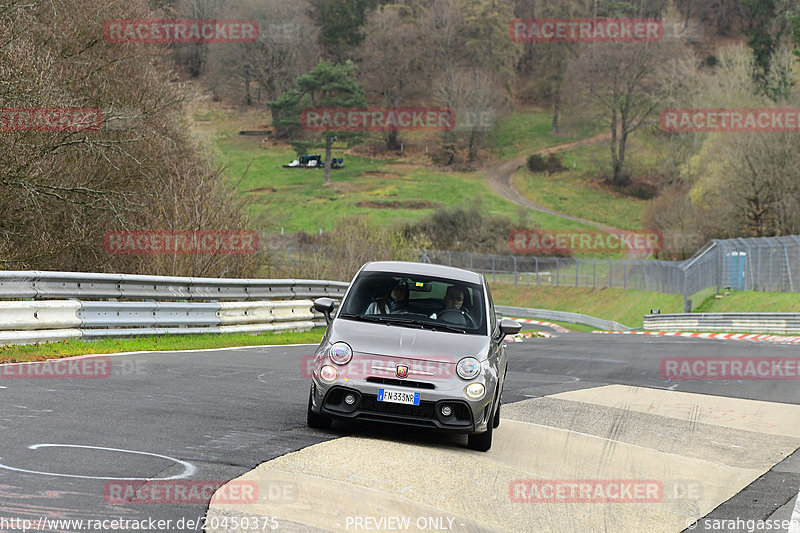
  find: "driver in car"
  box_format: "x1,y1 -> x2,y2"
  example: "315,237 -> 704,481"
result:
430,285 -> 471,323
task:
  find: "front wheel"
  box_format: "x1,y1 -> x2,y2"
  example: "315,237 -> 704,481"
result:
307,388 -> 332,429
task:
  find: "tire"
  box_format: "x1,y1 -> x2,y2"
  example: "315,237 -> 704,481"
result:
467,422 -> 493,452
307,388 -> 331,430
492,400 -> 501,429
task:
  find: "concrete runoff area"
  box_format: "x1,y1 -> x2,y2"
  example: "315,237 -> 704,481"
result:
206,385 -> 800,532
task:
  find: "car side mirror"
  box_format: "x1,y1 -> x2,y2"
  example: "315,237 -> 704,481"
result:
313,297 -> 336,324
499,317 -> 522,336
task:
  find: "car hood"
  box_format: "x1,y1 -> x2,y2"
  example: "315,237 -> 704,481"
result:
327,318 -> 491,362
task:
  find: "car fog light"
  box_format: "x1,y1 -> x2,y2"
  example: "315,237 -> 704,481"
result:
344,394 -> 356,405
465,383 -> 485,400
440,405 -> 452,417
320,365 -> 338,383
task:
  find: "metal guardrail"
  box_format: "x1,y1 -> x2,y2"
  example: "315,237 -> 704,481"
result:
644,313 -> 800,334
496,305 -> 631,332
0,271 -> 350,346
5,271 -> 798,344
0,271 -> 347,300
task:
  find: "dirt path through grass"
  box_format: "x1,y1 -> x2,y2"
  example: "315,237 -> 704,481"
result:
485,132 -> 613,230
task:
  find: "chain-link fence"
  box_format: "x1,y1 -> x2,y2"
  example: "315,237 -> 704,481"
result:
420,235 -> 800,311
419,250 -> 685,293
266,235 -> 800,311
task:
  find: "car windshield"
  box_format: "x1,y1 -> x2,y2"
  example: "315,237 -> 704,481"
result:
339,271 -> 486,335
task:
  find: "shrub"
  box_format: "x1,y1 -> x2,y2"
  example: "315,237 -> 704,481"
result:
546,153 -> 565,172
527,154 -> 547,172
401,201 -> 516,254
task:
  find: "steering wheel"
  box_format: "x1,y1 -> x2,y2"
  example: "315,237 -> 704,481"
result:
438,309 -> 476,328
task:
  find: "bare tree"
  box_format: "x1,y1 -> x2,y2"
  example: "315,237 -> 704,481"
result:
356,6 -> 428,149
567,42 -> 678,185
207,0 -> 321,105
169,0 -> 228,77
661,45 -> 800,239
0,0 -> 257,276
434,68 -> 508,163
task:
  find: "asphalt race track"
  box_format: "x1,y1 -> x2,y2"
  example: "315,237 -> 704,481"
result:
2,328 -> 800,533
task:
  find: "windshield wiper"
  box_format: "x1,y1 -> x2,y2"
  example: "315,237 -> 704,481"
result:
339,313 -> 385,323
379,316 -> 466,334
339,313 -> 466,333
338,313 -> 423,328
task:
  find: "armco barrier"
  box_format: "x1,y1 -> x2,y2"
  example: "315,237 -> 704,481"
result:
644,313 -> 800,334
0,301 -> 81,330
0,271 -> 349,346
496,305 -> 631,331
0,271 -> 350,301
4,271 -> 799,345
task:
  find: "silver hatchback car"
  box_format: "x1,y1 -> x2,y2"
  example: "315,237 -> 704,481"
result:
307,261 -> 521,451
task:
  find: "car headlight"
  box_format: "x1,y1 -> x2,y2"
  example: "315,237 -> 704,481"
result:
465,383 -> 485,400
320,365 -> 339,383
456,357 -> 481,380
329,342 -> 353,365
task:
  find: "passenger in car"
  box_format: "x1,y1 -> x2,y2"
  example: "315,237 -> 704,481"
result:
365,282 -> 409,314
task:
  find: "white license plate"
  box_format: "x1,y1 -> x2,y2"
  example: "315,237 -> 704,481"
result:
377,388 -> 420,406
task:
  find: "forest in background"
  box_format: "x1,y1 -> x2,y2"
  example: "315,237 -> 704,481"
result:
3,0 -> 800,277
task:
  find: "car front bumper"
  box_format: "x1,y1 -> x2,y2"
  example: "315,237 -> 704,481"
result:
309,378 -> 497,434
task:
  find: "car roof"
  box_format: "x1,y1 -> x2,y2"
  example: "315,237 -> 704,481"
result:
360,261 -> 483,284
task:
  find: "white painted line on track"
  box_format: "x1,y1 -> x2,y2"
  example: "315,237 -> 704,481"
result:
0,444 -> 195,480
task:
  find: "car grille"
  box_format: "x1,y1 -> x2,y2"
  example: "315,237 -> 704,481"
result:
365,377 -> 436,389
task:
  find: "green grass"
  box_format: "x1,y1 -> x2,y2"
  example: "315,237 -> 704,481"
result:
493,283 -> 800,329
487,109 -> 598,160
193,106 -> 625,234
0,328 -> 325,363
512,143 -> 650,231
490,283 -> 683,328
548,321 -> 598,332
215,131 -> 603,234
696,290 -> 800,313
